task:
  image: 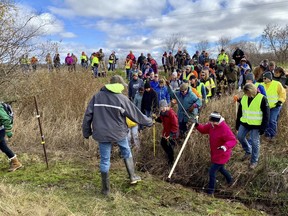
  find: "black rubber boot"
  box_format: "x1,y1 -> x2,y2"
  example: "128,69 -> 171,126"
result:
101,172 -> 110,195
124,157 -> 141,184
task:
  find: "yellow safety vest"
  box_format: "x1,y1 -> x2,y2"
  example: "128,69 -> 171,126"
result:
80,55 -> 87,61
91,56 -> 99,66
196,82 -> 205,98
204,78 -> 216,98
182,72 -> 192,81
263,80 -> 279,108
125,60 -> 132,69
240,94 -> 263,125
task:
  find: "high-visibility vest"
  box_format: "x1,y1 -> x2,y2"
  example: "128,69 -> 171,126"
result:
80,55 -> 87,61
91,56 -> 99,66
125,60 -> 132,69
263,80 -> 279,108
240,94 -> 263,125
204,78 -> 216,98
182,72 -> 192,81
196,82 -> 205,98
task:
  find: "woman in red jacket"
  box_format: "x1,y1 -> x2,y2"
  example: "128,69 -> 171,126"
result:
195,112 -> 237,195
155,100 -> 179,165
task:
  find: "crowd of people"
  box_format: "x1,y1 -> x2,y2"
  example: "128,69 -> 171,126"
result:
10,47 -> 287,196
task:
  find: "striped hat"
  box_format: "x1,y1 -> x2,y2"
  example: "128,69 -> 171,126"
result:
209,112 -> 222,123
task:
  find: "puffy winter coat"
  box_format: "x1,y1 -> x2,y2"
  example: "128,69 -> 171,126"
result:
195,118 -> 237,164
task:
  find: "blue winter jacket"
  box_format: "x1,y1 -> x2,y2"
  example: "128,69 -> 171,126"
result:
168,87 -> 202,122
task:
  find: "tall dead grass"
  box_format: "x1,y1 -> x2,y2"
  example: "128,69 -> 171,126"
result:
1,68 -> 287,213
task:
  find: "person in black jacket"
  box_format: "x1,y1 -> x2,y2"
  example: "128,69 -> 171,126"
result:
236,83 -> 270,170
232,47 -> 244,65
141,82 -> 158,117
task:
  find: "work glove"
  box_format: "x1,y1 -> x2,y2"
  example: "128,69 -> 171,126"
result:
275,101 -> 282,107
233,95 -> 239,102
6,131 -> 13,138
217,146 -> 227,152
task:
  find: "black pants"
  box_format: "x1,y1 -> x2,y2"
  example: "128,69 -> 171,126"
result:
160,137 -> 175,165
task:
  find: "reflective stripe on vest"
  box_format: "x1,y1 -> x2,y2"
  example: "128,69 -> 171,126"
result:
240,94 -> 263,125
264,80 -> 279,108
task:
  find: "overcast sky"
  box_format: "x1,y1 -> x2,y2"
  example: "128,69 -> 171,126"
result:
16,0 -> 288,60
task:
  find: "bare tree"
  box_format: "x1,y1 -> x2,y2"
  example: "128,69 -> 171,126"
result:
0,0 -> 51,76
162,33 -> 186,54
36,39 -> 62,62
195,40 -> 210,52
216,36 -> 231,53
262,24 -> 288,64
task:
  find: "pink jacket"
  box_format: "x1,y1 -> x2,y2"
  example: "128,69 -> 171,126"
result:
196,118 -> 237,164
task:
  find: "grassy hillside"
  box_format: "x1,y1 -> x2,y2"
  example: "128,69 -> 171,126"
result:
0,68 -> 287,215
0,154 -> 266,216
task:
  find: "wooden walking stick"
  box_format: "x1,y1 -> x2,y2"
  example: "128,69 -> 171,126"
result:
34,96 -> 49,169
167,121 -> 196,180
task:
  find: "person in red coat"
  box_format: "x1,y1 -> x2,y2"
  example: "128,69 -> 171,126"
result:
155,100 -> 179,165
195,112 -> 237,195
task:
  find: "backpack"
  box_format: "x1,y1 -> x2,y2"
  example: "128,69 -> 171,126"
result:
1,102 -> 14,124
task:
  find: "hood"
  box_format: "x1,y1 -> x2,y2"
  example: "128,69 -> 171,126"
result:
105,83 -> 124,93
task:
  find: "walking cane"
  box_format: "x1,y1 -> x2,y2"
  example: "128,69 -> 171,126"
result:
167,121 -> 196,180
34,96 -> 49,169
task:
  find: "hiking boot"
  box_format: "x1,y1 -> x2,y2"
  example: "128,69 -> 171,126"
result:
8,156 -> 22,172
101,172 -> 110,196
241,153 -> 251,161
124,157 -> 141,184
249,163 -> 258,170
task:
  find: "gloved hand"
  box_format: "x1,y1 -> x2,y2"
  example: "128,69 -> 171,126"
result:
165,80 -> 170,87
275,101 -> 282,107
217,146 -> 227,152
259,129 -> 265,135
233,95 -> 239,102
6,131 -> 13,138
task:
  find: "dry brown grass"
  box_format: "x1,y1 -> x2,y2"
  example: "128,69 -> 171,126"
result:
1,68 -> 287,214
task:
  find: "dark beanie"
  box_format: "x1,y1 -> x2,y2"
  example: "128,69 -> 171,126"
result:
263,71 -> 273,80
245,73 -> 254,81
144,82 -> 151,89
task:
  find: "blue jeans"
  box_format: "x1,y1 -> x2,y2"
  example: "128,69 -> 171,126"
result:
144,109 -> 151,117
93,66 -> 98,77
0,129 -> 15,159
265,106 -> 281,138
208,163 -> 232,194
98,137 -> 132,173
126,69 -> 131,80
237,125 -> 260,164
